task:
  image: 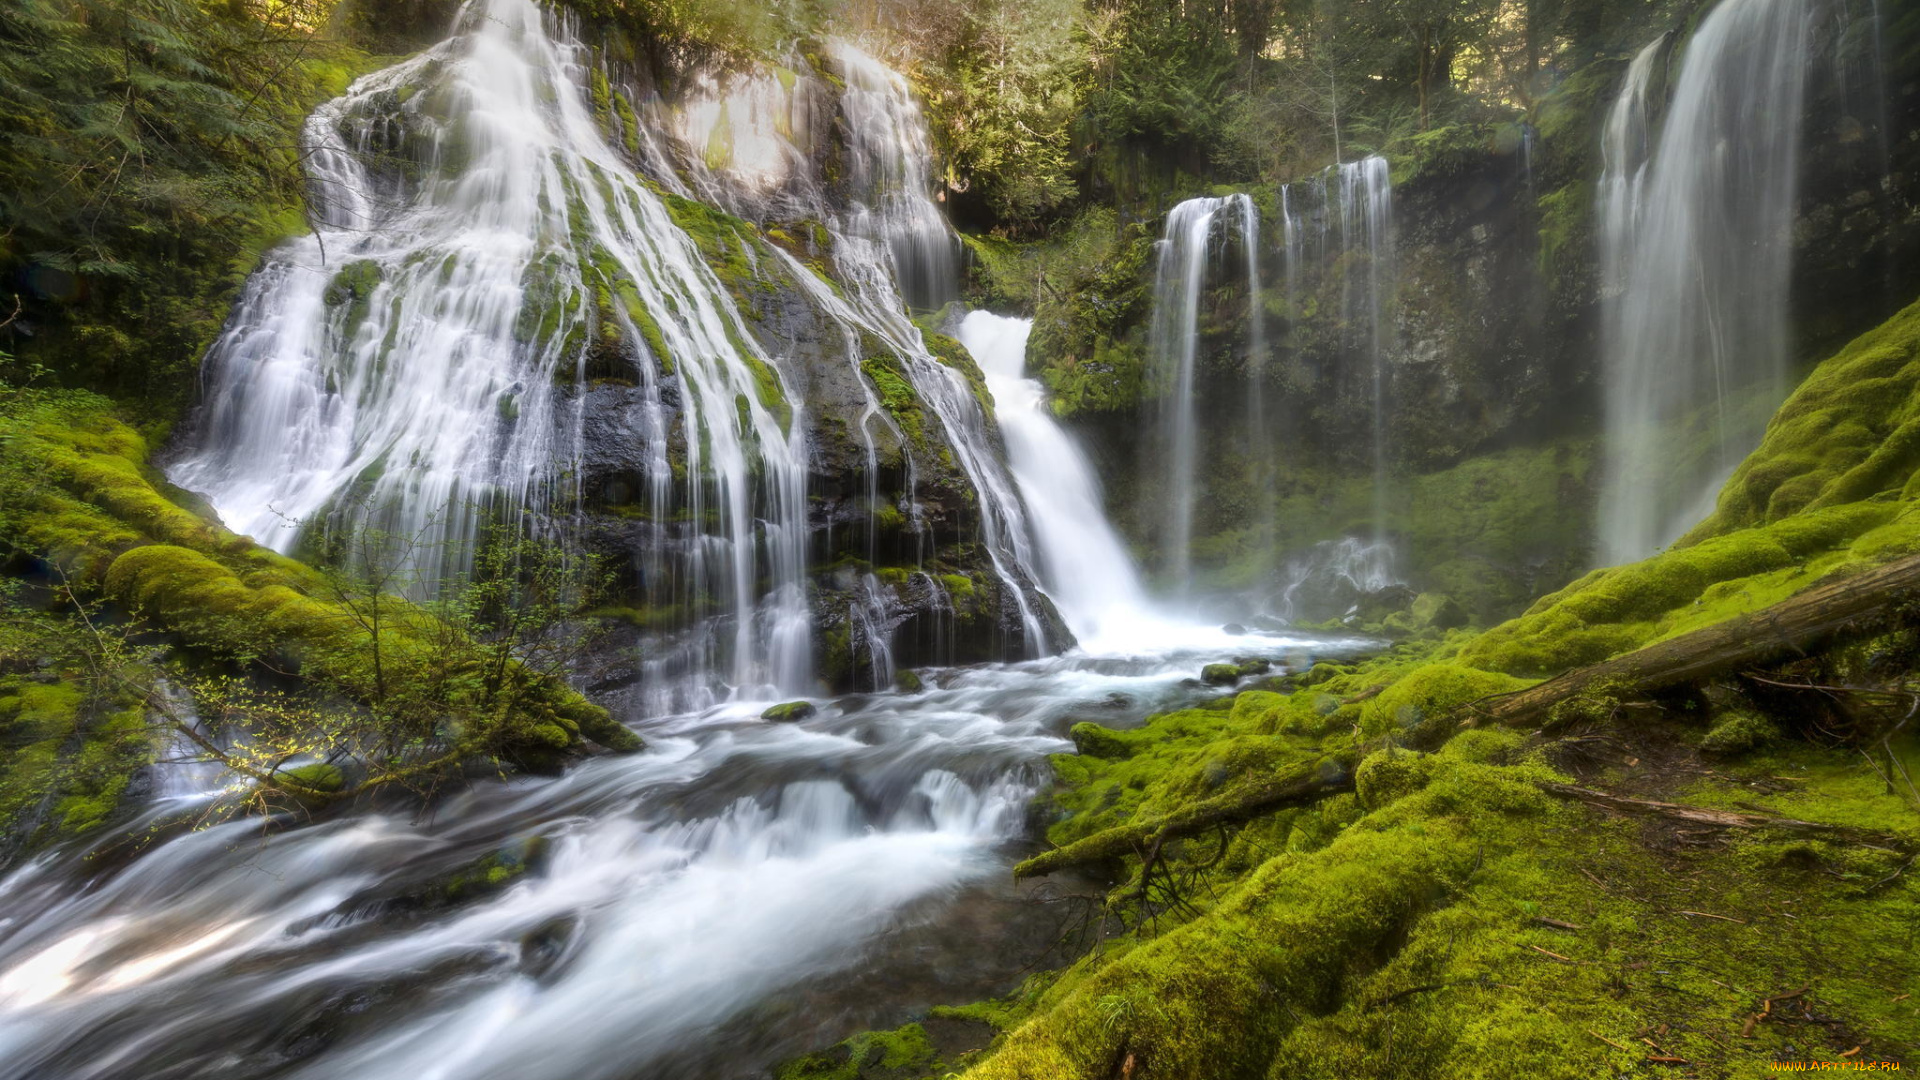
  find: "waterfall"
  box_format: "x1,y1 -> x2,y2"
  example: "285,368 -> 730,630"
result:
1272,156 -> 1399,586
624,40 -> 1055,657
957,312 -> 1153,647
833,45 -> 960,313
168,0 -> 813,707
1595,0 -> 1814,564
1147,193 -> 1259,594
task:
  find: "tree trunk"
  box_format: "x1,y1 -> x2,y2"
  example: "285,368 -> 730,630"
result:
1014,756 -> 1358,879
1474,553 -> 1920,728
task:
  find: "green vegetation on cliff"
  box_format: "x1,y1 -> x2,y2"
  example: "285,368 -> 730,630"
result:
0,0 -> 389,414
0,390 -> 640,852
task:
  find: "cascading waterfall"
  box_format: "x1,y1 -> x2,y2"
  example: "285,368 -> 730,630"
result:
1595,0 -> 1814,564
628,40 -> 1054,658
1267,156 -> 1399,599
833,45 -> 961,314
168,0 -> 811,706
1272,536 -> 1400,624
957,312 -> 1154,648
1148,194 -> 1259,594
1279,157 -> 1396,542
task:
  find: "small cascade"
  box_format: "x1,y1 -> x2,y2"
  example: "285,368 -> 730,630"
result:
1276,157 -> 1396,544
957,312 -> 1154,648
833,45 -> 960,313
1596,0 -> 1814,563
848,573 -> 900,691
168,0 -> 811,709
1147,193 -> 1260,594
1272,536 -> 1400,624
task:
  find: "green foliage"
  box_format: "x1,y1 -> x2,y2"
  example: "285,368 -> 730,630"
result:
915,0 -> 1085,224
992,210 -> 1155,417
557,0 -> 786,61
0,0 -> 375,415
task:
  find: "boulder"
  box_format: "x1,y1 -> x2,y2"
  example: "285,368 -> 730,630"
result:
761,700 -> 818,722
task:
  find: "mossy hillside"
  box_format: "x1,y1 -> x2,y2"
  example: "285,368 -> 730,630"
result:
1691,297 -> 1920,538
1459,299 -> 1920,677
0,393 -> 640,768
974,210 -> 1156,419
963,659 -> 1920,1079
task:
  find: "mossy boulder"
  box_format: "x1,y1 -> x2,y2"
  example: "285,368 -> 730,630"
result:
1410,592 -> 1470,630
1354,748 -> 1436,809
1201,662 -> 1243,685
762,700 -> 817,722
1698,710 -> 1783,757
1069,721 -> 1132,760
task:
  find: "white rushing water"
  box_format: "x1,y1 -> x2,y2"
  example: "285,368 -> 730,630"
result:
0,635 -> 1369,1080
1148,194 -> 1259,595
1595,0 -> 1814,563
0,9 -> 1394,1077
956,312 -> 1156,649
168,0 -> 811,705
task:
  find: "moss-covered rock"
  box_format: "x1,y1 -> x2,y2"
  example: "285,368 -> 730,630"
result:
1699,710 -> 1783,757
762,700 -> 817,722
1068,722 -> 1132,760
1201,662 -> 1243,685
0,393 -> 642,786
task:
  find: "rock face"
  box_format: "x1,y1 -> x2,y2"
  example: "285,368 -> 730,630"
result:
554,38 -> 1068,696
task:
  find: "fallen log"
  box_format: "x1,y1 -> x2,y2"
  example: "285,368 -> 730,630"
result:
1014,756 -> 1357,879
1536,783 -> 1911,848
1474,552 -> 1920,728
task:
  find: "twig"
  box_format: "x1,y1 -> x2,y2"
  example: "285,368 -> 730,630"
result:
1588,1030 -> 1633,1052
1675,910 -> 1747,924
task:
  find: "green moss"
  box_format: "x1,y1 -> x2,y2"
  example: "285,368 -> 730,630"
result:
1699,710 -> 1782,757
762,700 -> 818,722
966,680 -> 1920,1080
1359,663 -> 1530,740
1201,662 -> 1242,685
1695,297 -> 1920,537
776,1021 -> 951,1080
323,259 -> 384,336
939,573 -> 975,599
863,350 -> 927,450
